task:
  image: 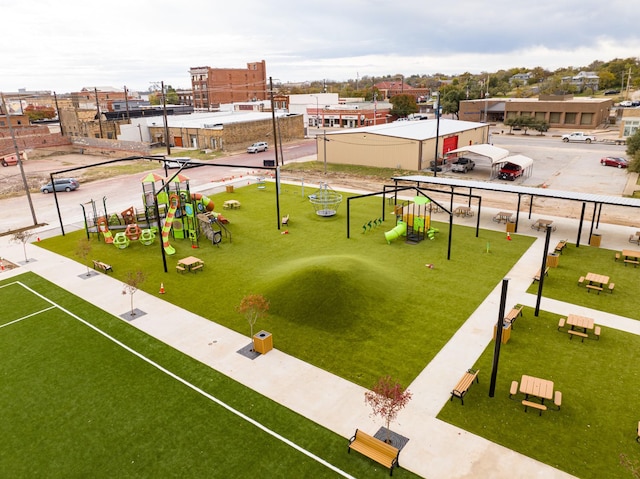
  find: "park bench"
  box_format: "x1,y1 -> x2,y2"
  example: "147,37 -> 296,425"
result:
557,317 -> 566,331
568,330 -> 588,342
281,214 -> 289,226
615,253 -> 621,262
578,276 -> 585,286
586,284 -> 603,294
522,399 -> 547,416
505,305 -> 524,328
624,259 -> 639,267
92,260 -> 113,273
348,429 -> 399,476
533,267 -> 549,282
608,283 -> 615,294
509,380 -> 519,399
176,265 -> 186,273
191,264 -> 203,273
594,326 -> 601,340
554,240 -> 567,254
450,369 -> 480,405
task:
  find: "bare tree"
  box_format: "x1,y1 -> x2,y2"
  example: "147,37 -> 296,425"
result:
237,294 -> 269,344
75,238 -> 93,276
121,270 -> 147,317
364,376 -> 412,444
11,230 -> 34,263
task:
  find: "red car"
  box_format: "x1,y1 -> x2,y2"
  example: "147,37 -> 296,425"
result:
600,156 -> 628,168
498,162 -> 523,180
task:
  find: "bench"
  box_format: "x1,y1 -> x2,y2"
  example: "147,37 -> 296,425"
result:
624,259 -> 639,267
608,283 -> 615,294
533,267 -> 549,282
554,240 -> 567,254
615,253 -> 620,262
594,326 -> 601,340
505,305 -> 524,328
522,399 -> 547,416
554,391 -> 562,410
191,264 -> 203,273
176,265 -> 186,273
578,276 -> 585,286
450,369 -> 480,405
92,260 -> 113,273
586,284 -> 603,294
348,429 -> 399,476
282,214 -> 289,225
509,380 -> 519,399
568,330 -> 588,342
557,317 -> 566,331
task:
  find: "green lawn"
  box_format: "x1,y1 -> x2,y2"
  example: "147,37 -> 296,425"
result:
0,273 -> 421,478
38,183 -> 534,388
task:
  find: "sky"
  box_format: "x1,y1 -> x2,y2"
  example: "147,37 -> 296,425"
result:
2,0 -> 639,94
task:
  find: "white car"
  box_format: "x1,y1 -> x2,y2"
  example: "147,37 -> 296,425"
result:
619,100 -> 633,107
247,142 -> 268,153
561,132 -> 596,143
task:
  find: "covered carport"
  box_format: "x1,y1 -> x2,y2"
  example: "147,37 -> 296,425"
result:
445,144 -> 510,179
493,154 -> 534,181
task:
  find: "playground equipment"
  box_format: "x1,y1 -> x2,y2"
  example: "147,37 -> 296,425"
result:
384,220 -> 407,244
385,196 -> 437,244
309,183 -> 343,217
161,194 -> 179,255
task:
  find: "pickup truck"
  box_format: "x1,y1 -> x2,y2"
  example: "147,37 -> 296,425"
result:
451,157 -> 475,173
498,162 -> 523,181
561,132 -> 596,143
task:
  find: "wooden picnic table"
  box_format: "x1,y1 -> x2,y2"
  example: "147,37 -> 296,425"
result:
178,256 -> 204,272
493,211 -> 513,223
622,249 -> 640,266
531,219 -> 556,231
520,375 -> 554,402
566,314 -> 595,332
223,200 -> 241,209
585,272 -> 609,287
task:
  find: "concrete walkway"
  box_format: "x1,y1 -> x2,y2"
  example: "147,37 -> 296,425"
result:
1,198 -> 638,479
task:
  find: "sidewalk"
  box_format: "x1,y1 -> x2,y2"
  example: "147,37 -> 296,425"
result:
1,201 -> 638,478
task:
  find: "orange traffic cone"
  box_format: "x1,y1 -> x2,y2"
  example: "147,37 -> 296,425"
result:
507,232 -> 512,241
159,283 -> 165,294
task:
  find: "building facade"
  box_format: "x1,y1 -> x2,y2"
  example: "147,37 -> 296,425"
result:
190,61 -> 268,110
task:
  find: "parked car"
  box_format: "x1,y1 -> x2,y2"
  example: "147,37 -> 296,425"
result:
41,178 -> 80,193
164,157 -> 195,169
498,163 -> 523,181
1,154 -> 19,167
619,100 -> 633,107
604,89 -> 620,95
561,131 -> 596,143
600,156 -> 628,168
247,142 -> 268,153
451,157 -> 475,173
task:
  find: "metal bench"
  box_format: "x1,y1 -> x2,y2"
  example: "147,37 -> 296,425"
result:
450,369 -> 480,405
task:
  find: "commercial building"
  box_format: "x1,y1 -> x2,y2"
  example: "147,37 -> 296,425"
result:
190,61 -> 268,109
459,95 -> 613,129
318,119 -> 488,171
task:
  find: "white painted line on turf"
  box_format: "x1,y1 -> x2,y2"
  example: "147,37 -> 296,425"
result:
0,306 -> 56,329
15,282 -> 357,479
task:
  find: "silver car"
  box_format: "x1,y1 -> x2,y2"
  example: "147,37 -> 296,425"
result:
247,142 -> 268,153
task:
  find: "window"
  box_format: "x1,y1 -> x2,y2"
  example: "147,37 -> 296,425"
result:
535,112 -> 545,121
564,113 -> 577,124
580,113 -> 593,125
549,112 -> 561,123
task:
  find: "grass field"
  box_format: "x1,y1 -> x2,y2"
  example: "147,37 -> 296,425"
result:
0,273 -> 422,478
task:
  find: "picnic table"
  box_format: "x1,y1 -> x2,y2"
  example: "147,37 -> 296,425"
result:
223,200 -> 241,209
585,272 -> 609,293
531,218 -> 556,231
622,249 -> 640,267
177,256 -> 204,273
454,206 -> 473,217
493,211 -> 513,224
566,314 -> 595,332
520,375 -> 554,402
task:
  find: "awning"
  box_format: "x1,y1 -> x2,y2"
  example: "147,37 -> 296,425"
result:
446,144 -> 509,165
498,154 -> 533,169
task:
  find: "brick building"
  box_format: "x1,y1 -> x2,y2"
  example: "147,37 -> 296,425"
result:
190,61 -> 268,110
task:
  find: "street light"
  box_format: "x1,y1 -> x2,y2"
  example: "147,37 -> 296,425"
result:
311,94 -> 320,128
433,92 -> 441,178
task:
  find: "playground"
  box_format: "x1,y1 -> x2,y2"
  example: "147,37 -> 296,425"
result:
16,176 -> 640,478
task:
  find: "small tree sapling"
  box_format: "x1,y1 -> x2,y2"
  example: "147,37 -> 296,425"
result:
364,375 -> 412,444
237,294 -> 269,347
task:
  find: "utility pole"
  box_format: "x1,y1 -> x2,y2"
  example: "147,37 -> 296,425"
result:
1,93 -> 38,226
161,81 -> 170,156
94,87 -> 103,138
269,77 -> 280,166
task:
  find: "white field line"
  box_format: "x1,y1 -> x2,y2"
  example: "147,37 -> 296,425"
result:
11,281 -> 357,479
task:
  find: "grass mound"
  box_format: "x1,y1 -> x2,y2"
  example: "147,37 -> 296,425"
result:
264,254 -> 391,331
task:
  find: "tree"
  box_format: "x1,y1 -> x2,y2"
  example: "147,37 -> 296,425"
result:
121,270 -> 147,317
364,376 -> 412,444
75,238 -> 93,276
389,94 -> 418,118
626,129 -> 640,173
237,294 -> 269,342
531,119 -> 549,135
11,230 -> 34,263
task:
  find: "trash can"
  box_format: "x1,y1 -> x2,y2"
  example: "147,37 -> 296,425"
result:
506,221 -> 516,233
589,233 -> 602,247
493,322 -> 511,344
547,253 -> 560,268
253,330 -> 273,354
225,185 -> 234,193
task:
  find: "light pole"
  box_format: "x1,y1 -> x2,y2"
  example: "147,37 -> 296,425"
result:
311,94 -> 320,128
433,92 -> 440,178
